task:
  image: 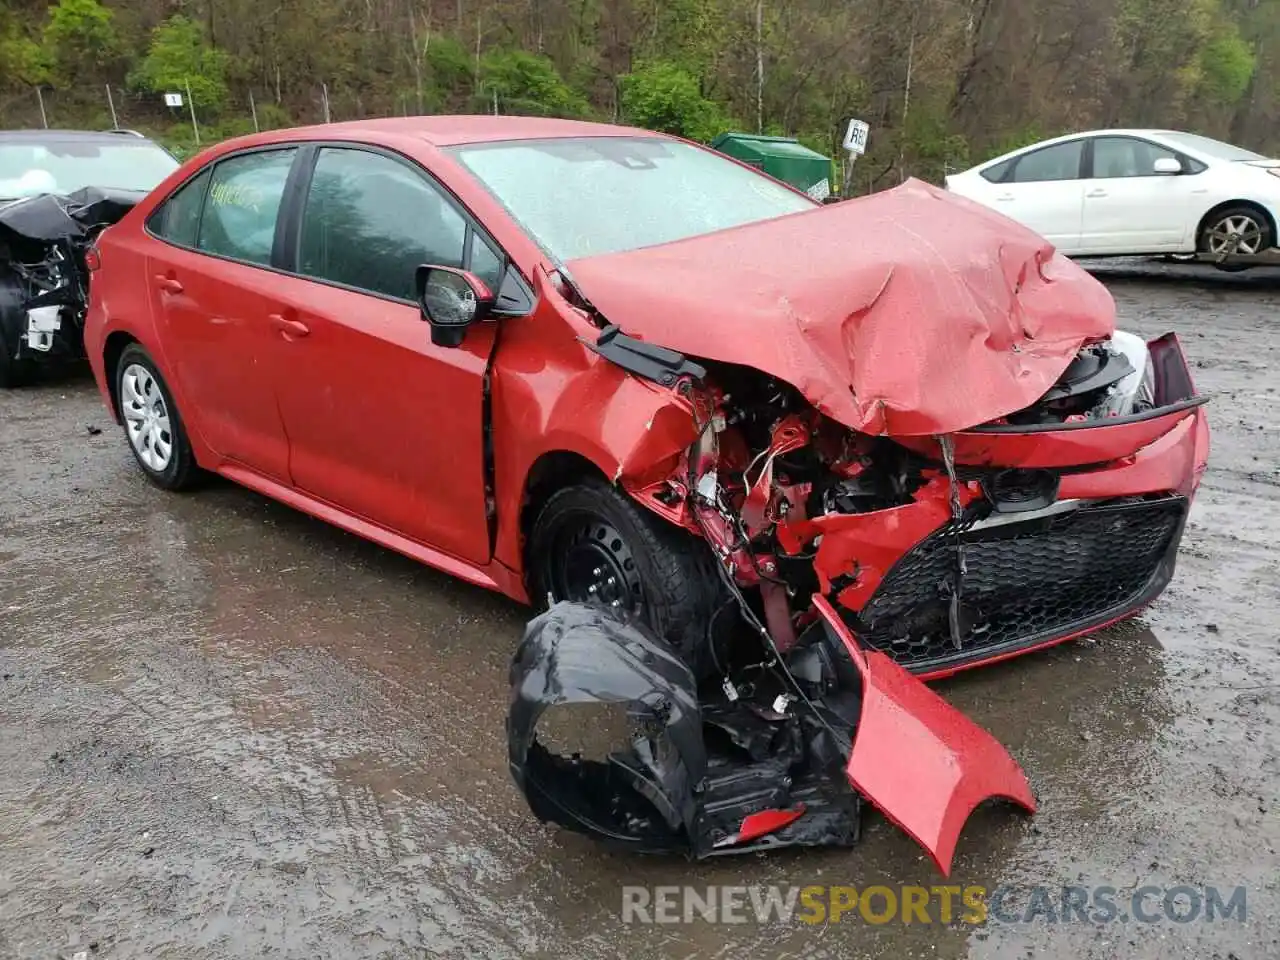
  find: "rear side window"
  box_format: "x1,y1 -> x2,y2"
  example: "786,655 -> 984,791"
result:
197,148 -> 296,266
298,147 -> 469,300
980,159 -> 1012,183
1009,141 -> 1083,183
149,168 -> 210,247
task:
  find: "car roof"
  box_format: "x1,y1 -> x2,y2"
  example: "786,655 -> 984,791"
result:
0,129 -> 160,144
211,115 -> 670,151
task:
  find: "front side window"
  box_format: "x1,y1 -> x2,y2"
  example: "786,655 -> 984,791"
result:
1010,141 -> 1084,183
197,148 -> 296,266
1092,137 -> 1180,178
448,136 -> 816,262
149,169 -> 211,247
298,148 -> 471,300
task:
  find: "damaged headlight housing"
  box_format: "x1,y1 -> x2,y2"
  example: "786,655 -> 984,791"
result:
1098,331 -> 1155,417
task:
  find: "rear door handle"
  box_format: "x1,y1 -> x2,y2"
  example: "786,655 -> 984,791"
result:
996,193 -> 1015,201
269,313 -> 310,339
154,275 -> 183,294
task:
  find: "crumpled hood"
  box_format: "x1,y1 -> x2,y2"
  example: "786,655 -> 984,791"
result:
565,178 -> 1117,436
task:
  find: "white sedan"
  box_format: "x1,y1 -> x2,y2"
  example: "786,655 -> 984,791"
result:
944,129 -> 1280,261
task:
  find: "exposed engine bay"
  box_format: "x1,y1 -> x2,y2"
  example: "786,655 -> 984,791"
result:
613,328 -> 1199,669
0,187 -> 139,383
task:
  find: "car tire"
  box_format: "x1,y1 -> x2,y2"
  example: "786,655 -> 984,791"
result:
115,343 -> 200,491
1197,204 -> 1273,271
0,326 -> 36,388
528,477 -> 727,677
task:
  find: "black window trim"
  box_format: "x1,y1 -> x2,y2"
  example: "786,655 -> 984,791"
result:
1082,134 -> 1207,180
143,143 -> 303,275
999,137 -> 1088,184
278,140 -> 533,314
142,139 -> 534,316
144,165 -> 212,248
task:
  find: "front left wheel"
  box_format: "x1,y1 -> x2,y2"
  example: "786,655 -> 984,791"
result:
115,343 -> 201,491
527,477 -> 727,677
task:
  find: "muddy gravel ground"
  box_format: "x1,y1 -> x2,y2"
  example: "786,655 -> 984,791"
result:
2,261 -> 1278,960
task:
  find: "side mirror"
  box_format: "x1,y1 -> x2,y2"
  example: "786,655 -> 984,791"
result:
1153,157 -> 1182,175
415,265 -> 494,348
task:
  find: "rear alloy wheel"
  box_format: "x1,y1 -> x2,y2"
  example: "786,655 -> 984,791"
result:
1198,205 -> 1273,271
529,478 -> 726,676
115,343 -> 200,491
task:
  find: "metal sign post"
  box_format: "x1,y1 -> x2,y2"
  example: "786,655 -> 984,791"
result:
184,80 -> 200,145
105,84 -> 119,127
841,117 -> 870,196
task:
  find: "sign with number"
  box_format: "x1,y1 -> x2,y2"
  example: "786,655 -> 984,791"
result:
843,118 -> 870,155
163,92 -> 184,108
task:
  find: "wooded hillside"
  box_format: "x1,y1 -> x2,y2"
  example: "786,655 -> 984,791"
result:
2,0 -> 1278,189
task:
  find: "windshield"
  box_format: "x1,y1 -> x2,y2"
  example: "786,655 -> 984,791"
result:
448,136 -> 816,261
0,139 -> 179,200
1157,132 -> 1267,162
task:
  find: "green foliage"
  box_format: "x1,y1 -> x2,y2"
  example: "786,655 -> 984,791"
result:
1198,26 -> 1255,103
901,105 -> 971,181
987,124 -> 1051,159
129,16 -> 231,112
254,102 -> 293,131
427,35 -> 473,92
478,50 -> 589,117
619,61 -> 730,141
0,28 -> 53,86
636,0 -> 730,80
42,0 -> 117,84
4,0 -> 1280,178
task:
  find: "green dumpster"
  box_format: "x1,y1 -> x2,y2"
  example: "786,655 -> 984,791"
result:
710,132 -> 833,200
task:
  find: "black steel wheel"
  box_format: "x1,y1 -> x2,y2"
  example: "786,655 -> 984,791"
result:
545,513 -> 646,613
528,477 -> 726,676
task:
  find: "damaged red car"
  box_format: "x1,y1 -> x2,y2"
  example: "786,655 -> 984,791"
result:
83,117 -> 1209,873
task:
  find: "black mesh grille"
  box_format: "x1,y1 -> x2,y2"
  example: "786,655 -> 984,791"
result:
856,496 -> 1188,671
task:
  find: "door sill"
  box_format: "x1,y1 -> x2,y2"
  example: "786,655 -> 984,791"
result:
216,462 -> 512,595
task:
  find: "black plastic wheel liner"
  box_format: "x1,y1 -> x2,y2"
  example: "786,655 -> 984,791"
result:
507,602 -> 864,858
507,602 -> 706,853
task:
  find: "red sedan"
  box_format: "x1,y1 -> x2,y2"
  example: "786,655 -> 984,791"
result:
84,116 -> 1208,677
83,116 -> 1209,869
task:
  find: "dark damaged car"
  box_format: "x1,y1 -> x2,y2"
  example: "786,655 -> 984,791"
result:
0,130 -> 179,386
81,118 -> 1210,873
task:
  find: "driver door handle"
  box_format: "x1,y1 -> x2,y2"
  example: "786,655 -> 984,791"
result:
154,275 -> 183,294
1086,188 -> 1108,198
269,314 -> 310,338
